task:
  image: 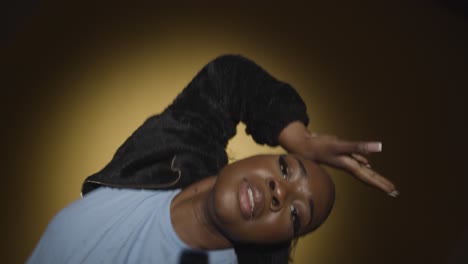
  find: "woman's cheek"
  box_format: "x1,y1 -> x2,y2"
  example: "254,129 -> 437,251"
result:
249,213 -> 292,242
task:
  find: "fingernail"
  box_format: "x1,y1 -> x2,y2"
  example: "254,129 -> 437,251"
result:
387,190 -> 399,198
366,142 -> 382,152
365,164 -> 371,168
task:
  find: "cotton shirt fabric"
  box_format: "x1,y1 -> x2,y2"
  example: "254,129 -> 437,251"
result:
27,187 -> 237,264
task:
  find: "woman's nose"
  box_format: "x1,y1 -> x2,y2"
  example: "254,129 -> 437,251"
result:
269,179 -> 287,211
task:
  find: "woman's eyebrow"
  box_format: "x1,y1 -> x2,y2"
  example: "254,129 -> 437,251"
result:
294,157 -> 315,227
295,157 -> 307,178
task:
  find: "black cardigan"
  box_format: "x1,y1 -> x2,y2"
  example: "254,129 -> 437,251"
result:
82,55 -> 309,195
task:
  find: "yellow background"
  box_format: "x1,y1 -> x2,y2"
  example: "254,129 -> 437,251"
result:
2,1 -> 467,263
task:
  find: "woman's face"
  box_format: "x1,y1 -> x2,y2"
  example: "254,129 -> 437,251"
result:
209,154 -> 335,244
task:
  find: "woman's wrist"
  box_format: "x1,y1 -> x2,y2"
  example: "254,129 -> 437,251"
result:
278,121 -> 312,155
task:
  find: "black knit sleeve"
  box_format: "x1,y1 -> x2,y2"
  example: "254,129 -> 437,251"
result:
82,55 -> 309,194
168,54 -> 309,147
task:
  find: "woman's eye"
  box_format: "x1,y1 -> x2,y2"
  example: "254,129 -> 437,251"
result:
290,205 -> 301,236
279,156 -> 289,179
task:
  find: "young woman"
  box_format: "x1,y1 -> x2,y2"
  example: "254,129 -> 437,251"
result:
28,55 -> 397,264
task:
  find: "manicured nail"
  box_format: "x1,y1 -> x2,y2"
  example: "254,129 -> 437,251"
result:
366,142 -> 382,152
388,190 -> 399,198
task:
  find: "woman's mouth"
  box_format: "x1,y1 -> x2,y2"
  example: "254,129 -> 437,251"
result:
238,179 -> 264,220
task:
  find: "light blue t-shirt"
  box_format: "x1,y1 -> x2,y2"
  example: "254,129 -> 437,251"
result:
28,187 -> 237,264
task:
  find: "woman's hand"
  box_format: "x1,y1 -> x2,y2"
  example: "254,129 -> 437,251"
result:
278,121 -> 399,197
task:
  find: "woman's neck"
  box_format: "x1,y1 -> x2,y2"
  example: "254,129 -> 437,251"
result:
170,176 -> 232,250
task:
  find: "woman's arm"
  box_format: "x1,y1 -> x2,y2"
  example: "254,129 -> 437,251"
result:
167,54 -> 308,147
83,55 -> 309,193
168,55 -> 397,196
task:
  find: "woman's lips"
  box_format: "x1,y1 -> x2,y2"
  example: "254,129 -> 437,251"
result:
238,180 -> 252,220
238,179 -> 264,220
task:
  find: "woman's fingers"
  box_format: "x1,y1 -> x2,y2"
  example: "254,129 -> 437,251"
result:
350,153 -> 370,166
303,134 -> 398,197
336,155 -> 398,197
332,140 -> 382,155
